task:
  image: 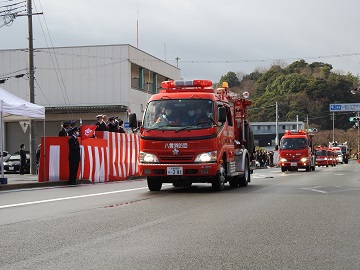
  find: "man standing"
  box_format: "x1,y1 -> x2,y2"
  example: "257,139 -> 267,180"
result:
58,121 -> 70,136
19,143 -> 27,175
95,114 -> 107,131
68,127 -> 80,185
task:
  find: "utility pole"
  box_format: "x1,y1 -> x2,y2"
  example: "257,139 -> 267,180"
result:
27,0 -> 36,174
332,112 -> 335,143
296,115 -> 298,130
275,101 -> 278,146
175,57 -> 180,68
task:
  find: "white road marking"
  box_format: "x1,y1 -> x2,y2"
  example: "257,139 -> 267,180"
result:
301,187 -> 327,193
0,184 -> 171,209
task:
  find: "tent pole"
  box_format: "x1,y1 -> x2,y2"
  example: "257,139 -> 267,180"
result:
0,107 -> 4,179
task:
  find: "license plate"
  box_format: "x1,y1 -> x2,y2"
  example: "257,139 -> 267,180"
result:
290,162 -> 297,166
167,167 -> 183,175
9,167 -> 14,170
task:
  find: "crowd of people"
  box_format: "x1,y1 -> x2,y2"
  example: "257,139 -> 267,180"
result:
251,149 -> 275,168
57,115 -> 125,185
58,114 -> 125,137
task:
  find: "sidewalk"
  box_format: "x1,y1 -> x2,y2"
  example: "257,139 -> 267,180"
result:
0,173 -> 143,191
0,174 -> 90,191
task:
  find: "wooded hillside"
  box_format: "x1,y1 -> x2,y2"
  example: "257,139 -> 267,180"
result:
217,60 -> 360,152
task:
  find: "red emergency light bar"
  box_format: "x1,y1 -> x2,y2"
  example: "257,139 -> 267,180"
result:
284,129 -> 307,135
161,80 -> 213,90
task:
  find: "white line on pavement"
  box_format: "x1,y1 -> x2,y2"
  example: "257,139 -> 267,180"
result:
0,185 -> 166,209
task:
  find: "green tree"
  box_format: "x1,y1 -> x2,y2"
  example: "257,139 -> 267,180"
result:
219,71 -> 240,88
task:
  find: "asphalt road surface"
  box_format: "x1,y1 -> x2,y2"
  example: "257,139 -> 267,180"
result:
1,161 -> 360,269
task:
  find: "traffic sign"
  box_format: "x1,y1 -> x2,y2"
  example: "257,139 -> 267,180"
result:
329,103 -> 360,112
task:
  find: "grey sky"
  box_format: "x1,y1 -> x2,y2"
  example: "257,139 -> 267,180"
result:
1,0 -> 360,82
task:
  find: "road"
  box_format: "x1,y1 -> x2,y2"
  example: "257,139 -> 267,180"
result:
1,161 -> 360,269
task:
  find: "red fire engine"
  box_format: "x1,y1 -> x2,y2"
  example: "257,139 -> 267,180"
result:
278,130 -> 316,172
315,146 -> 328,167
129,80 -> 254,191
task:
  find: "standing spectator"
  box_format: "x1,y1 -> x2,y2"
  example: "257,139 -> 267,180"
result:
68,127 -> 80,185
103,115 -> 109,129
70,120 -> 77,129
108,116 -> 118,132
58,121 -> 70,136
118,120 -> 125,133
19,143 -> 27,175
36,144 -> 41,174
95,114 -> 107,131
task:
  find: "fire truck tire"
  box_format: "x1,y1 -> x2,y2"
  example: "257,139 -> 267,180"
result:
239,157 -> 250,187
212,163 -> 225,191
229,179 -> 238,188
281,166 -> 286,172
147,177 -> 162,191
306,165 -> 310,172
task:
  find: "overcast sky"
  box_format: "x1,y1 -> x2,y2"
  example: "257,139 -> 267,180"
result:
1,0 -> 360,82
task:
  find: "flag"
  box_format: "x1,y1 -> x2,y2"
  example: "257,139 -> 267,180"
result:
80,125 -> 97,140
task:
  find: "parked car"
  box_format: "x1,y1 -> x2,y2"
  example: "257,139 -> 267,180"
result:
3,153 -> 30,174
0,152 -> 10,173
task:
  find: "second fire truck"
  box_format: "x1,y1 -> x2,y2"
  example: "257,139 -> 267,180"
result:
278,130 -> 316,172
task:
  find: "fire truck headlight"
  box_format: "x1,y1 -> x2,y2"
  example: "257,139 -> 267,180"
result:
324,157 -> 328,160
195,151 -> 217,163
279,158 -> 287,162
140,152 -> 159,163
301,157 -> 308,163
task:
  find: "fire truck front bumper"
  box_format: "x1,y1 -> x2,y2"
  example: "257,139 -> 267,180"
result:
279,159 -> 310,169
139,163 -> 218,177
315,158 -> 328,166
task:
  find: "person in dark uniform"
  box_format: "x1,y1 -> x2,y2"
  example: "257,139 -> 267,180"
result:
58,121 -> 70,136
95,114 -> 107,131
19,143 -> 27,175
108,116 -> 118,132
118,120 -> 125,133
36,144 -> 41,174
70,120 -> 77,129
68,127 -> 80,185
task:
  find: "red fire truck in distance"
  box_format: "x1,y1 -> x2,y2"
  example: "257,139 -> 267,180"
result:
129,80 -> 254,191
315,146 -> 328,167
278,130 -> 316,172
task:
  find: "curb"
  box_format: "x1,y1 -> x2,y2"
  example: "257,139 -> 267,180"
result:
0,179 -> 93,191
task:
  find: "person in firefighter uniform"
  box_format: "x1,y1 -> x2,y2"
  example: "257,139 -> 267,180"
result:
68,127 -> 80,185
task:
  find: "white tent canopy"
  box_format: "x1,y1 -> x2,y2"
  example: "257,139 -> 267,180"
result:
0,86 -> 45,178
0,86 -> 45,121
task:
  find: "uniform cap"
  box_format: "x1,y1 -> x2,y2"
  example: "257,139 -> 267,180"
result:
62,121 -> 70,126
68,126 -> 79,134
96,114 -> 103,118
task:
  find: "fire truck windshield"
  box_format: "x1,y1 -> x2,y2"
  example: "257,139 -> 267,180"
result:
143,99 -> 214,130
280,138 -> 308,150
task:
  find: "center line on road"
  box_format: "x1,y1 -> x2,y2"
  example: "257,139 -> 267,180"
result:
0,185 -> 164,209
301,187 -> 327,193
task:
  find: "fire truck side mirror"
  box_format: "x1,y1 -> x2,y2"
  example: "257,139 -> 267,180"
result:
218,107 -> 226,123
129,113 -> 137,128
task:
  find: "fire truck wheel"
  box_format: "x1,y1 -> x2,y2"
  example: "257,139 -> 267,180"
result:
281,167 -> 286,172
229,179 -> 239,188
212,163 -> 225,191
239,158 -> 250,187
147,177 -> 162,191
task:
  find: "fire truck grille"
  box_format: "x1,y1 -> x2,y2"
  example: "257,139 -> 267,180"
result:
159,152 -> 195,162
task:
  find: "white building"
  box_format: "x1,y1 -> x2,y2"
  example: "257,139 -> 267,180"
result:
0,44 -> 180,153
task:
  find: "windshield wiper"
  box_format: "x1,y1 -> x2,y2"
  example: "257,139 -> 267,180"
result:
174,126 -> 194,133
146,124 -> 172,131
